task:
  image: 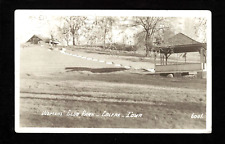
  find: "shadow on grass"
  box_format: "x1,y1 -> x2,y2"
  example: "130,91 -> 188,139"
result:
65,67 -> 127,73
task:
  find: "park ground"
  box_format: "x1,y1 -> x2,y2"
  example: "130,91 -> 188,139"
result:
19,44 -> 206,129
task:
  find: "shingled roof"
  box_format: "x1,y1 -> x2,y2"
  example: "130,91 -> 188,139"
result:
162,33 -> 201,46
155,33 -> 206,53
27,34 -> 51,43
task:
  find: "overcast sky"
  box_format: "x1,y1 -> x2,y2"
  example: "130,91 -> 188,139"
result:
15,10 -> 207,44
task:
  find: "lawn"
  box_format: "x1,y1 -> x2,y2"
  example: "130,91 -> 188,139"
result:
19,45 -> 206,129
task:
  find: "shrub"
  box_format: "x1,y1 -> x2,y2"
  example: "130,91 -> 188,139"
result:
89,43 -> 139,52
124,45 -> 138,51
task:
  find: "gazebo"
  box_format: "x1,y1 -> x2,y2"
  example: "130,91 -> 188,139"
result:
153,33 -> 206,74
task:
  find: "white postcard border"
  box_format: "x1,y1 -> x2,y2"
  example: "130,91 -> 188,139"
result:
15,10 -> 212,133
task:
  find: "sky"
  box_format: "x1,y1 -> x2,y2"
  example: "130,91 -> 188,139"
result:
15,11 -> 207,44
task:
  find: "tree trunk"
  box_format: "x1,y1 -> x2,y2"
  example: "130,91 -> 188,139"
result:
66,40 -> 69,46
73,35 -> 76,46
165,54 -> 168,65
154,52 -> 156,67
145,49 -> 149,57
145,32 -> 149,57
103,28 -> 106,49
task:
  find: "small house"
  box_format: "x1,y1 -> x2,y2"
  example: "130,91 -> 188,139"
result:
27,35 -> 51,44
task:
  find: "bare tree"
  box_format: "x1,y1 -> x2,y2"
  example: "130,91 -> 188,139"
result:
132,17 -> 163,57
194,17 -> 207,43
194,17 -> 207,63
57,22 -> 71,46
82,20 -> 102,47
97,16 -> 116,49
62,16 -> 87,46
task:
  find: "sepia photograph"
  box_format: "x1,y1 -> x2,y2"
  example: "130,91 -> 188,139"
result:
15,10 -> 211,133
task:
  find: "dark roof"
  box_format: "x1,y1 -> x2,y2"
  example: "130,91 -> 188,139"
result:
155,33 -> 206,53
162,33 -> 201,46
35,35 -> 50,41
27,34 -> 51,42
27,35 -> 41,42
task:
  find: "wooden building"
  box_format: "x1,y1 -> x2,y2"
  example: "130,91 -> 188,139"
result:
27,35 -> 51,44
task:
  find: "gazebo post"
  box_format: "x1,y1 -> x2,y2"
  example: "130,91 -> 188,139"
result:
200,48 -> 204,69
165,52 -> 172,65
197,47 -> 206,79
165,53 -> 168,65
160,52 -> 161,65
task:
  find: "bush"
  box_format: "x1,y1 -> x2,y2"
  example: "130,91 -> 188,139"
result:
85,43 -> 139,52
124,45 -> 138,51
109,43 -> 124,51
104,43 -> 138,52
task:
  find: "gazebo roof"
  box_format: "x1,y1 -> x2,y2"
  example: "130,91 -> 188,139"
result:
155,33 -> 206,54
